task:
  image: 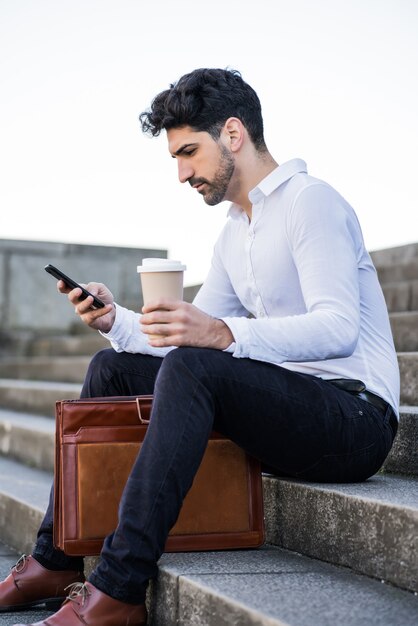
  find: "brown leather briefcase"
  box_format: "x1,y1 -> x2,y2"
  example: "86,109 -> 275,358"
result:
53,395 -> 264,556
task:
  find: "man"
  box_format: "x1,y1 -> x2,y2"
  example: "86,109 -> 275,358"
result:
1,68 -> 399,626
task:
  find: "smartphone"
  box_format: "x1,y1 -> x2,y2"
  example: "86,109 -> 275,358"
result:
44,264 -> 106,309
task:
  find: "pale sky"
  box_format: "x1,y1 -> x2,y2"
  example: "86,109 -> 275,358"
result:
1,0 -> 417,285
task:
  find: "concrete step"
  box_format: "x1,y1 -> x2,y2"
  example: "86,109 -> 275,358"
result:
375,258 -> 418,284
398,352 -> 418,406
0,456 -> 50,555
263,473 -> 418,594
0,454 -> 416,594
390,311 -> 418,351
0,462 -> 417,626
1,406 -> 415,477
0,356 -> 90,384
384,406 -> 418,476
0,379 -> 81,417
0,544 -> 416,626
148,548 -> 418,626
28,333 -> 108,357
0,409 -> 55,471
371,242 -> 418,268
21,310 -> 418,356
382,280 -> 418,312
4,310 -> 418,371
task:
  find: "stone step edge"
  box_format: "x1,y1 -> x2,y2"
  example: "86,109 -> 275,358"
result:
0,404 -> 416,478
0,380 -> 82,417
0,456 -> 417,594
0,410 -> 55,472
0,491 -> 45,558
147,547 -> 418,626
263,475 -> 418,594
1,406 -> 416,477
1,543 -> 417,626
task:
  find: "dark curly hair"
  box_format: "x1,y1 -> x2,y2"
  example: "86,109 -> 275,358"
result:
139,68 -> 266,152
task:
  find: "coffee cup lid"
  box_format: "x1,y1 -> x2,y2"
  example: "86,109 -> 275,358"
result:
137,258 -> 186,273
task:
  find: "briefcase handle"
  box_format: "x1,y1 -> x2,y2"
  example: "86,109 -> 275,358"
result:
136,398 -> 150,424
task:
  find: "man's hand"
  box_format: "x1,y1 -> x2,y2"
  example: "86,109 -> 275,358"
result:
58,280 -> 116,333
140,299 -> 234,349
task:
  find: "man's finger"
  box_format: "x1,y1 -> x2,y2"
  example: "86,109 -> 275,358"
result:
142,298 -> 182,314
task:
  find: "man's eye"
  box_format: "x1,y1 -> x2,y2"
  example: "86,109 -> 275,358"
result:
184,149 -> 195,156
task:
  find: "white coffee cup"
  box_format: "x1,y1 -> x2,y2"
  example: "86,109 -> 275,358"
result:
137,258 -> 186,305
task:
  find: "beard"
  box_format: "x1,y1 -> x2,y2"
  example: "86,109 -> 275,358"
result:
189,145 -> 235,206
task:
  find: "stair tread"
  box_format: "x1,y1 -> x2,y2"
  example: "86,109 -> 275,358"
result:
0,408 -> 55,432
151,546 -> 418,625
0,404 -> 415,426
400,404 -> 418,413
0,449 -> 417,597
0,544 -> 416,626
269,473 -> 418,510
0,454 -> 416,530
0,378 -> 82,390
0,355 -> 91,364
0,450 -> 418,510
0,410 -> 416,505
390,311 -> 418,318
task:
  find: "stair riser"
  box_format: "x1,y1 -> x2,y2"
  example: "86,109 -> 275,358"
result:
371,243 -> 418,267
153,577 -> 282,626
398,354 -> 418,406
0,359 -> 90,383
383,410 -> 418,476
0,494 -> 44,556
390,313 -> 418,352
263,477 -> 418,593
383,281 -> 418,313
0,423 -> 54,472
1,409 -> 415,477
29,335 -> 108,357
0,386 -> 80,417
147,549 -> 418,626
376,259 -> 418,284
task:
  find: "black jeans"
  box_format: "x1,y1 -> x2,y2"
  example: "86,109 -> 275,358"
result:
33,347 -> 396,604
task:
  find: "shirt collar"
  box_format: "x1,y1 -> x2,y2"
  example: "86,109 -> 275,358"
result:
228,158 -> 308,219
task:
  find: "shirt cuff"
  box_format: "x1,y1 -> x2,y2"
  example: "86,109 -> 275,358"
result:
99,303 -> 140,348
221,316 -> 250,358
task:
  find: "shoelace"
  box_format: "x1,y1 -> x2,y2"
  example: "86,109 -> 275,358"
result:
64,582 -> 91,607
13,554 -> 28,573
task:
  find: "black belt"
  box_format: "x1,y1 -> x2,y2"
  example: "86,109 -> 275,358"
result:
328,379 -> 398,438
356,389 -> 388,413
355,390 -> 398,438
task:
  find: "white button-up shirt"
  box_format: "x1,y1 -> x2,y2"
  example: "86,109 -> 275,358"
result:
103,159 -> 400,415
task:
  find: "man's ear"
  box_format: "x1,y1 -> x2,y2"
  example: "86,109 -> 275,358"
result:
222,117 -> 244,153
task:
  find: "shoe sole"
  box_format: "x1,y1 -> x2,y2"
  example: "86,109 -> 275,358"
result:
0,596 -> 64,612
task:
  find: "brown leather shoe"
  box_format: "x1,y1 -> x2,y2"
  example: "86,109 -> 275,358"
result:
0,555 -> 84,612
12,581 -> 147,625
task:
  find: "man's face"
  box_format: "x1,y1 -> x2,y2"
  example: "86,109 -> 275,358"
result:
167,126 -> 235,206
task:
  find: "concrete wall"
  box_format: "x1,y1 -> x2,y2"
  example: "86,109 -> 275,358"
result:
0,239 -> 166,334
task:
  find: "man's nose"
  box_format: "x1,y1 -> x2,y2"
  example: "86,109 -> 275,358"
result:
178,160 -> 194,184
